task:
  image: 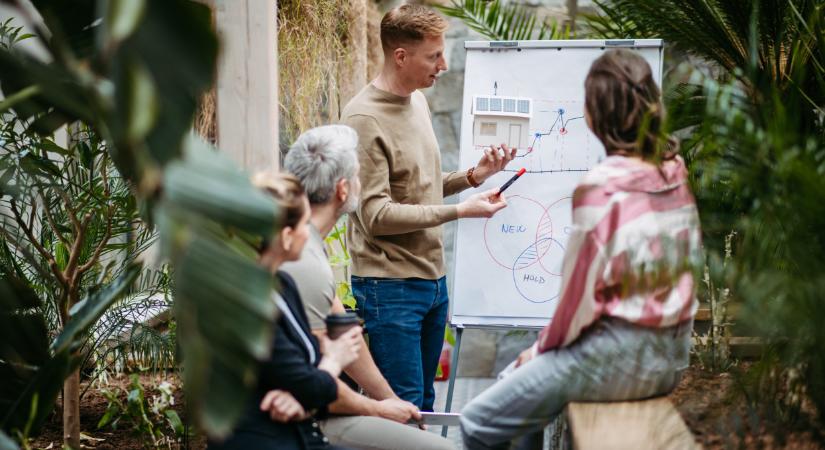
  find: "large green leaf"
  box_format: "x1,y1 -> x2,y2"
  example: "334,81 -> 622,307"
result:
113,0 -> 217,169
103,0 -> 148,47
0,275 -> 55,433
0,276 -> 49,369
163,138 -> 282,237
0,49 -> 97,126
158,139 -> 280,438
0,0 -> 282,439
0,0 -> 217,189
170,232 -> 276,437
29,0 -> 97,59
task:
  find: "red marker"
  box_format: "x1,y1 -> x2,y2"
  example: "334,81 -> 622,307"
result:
496,168 -> 526,196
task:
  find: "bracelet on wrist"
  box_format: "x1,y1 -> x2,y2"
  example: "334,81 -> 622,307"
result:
466,166 -> 481,188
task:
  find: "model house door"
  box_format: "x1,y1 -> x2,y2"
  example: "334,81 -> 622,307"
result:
509,124 -> 522,149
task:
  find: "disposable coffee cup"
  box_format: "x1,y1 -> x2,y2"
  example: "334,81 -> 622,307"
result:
325,312 -> 360,339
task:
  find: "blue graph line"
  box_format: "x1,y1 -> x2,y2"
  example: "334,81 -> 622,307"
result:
517,108 -> 584,158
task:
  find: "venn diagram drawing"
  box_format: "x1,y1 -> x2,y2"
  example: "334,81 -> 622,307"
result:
483,195 -> 572,303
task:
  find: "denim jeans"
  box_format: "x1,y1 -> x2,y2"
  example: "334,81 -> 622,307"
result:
351,276 -> 449,411
460,317 -> 692,450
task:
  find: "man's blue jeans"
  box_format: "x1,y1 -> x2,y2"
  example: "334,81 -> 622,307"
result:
351,276 -> 449,411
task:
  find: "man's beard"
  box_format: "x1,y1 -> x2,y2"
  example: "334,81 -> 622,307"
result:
337,193 -> 359,216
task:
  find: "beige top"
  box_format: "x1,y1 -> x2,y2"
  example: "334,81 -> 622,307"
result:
341,84 -> 471,280
279,224 -> 334,330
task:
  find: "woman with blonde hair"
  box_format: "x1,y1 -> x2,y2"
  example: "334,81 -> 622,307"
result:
210,172 -> 360,450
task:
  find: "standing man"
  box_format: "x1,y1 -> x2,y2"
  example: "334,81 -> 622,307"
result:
341,4 -> 516,411
281,125 -> 455,450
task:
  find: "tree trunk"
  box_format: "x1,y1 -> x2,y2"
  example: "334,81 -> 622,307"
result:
63,369 -> 81,449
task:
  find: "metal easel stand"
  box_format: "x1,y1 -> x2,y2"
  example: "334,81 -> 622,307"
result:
439,323 -> 543,438
441,325 -> 464,437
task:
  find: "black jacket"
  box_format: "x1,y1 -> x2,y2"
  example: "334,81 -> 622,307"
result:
210,272 -> 342,450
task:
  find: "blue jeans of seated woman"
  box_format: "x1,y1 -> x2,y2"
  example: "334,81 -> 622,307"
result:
351,276 -> 449,411
460,317 -> 693,450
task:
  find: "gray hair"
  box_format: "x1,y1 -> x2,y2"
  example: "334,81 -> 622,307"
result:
283,125 -> 359,205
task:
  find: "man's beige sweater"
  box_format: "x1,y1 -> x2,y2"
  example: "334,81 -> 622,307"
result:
341,84 -> 471,280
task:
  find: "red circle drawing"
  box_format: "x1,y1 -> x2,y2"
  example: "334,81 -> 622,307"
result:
536,196 -> 573,276
483,195 -> 550,270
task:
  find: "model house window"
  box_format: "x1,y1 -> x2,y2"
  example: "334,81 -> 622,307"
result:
518,100 -> 530,114
480,122 -> 497,136
504,99 -> 516,112
476,97 -> 489,111
489,98 -> 502,111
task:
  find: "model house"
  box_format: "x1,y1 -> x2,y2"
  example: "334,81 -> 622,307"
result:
472,95 -> 532,150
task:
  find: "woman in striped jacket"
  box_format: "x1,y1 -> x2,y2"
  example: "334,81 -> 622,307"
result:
460,49 -> 702,450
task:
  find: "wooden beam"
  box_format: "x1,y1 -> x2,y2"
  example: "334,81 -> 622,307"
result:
567,398 -> 700,449
566,0 -> 578,30
214,0 -> 279,172
696,336 -> 762,359
694,303 -> 742,322
339,0 -> 368,110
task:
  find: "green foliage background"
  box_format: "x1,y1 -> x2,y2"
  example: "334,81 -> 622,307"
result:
444,0 -> 825,433
590,0 -> 825,429
0,0 -> 284,441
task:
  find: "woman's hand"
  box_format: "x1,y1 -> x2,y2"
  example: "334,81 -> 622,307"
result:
318,326 -> 362,377
260,390 -> 308,422
515,343 -> 537,368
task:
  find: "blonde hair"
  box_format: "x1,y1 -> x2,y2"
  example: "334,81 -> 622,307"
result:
251,171 -> 307,229
380,4 -> 448,54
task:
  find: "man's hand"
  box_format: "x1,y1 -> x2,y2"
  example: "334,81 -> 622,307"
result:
472,144 -> 517,183
457,188 -> 508,219
373,398 -> 422,424
260,390 -> 308,423
318,326 -> 362,377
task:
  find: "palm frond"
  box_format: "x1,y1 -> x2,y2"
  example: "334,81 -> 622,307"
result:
85,283 -> 175,373
580,0 -> 645,39
435,0 -> 568,41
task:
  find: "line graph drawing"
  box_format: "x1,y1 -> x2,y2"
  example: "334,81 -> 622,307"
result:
519,108 -> 584,158
471,94 -> 603,174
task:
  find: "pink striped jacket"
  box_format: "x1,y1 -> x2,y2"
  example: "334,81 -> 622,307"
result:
537,155 -> 702,353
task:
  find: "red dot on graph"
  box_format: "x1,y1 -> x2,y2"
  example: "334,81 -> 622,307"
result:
559,128 -> 567,135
